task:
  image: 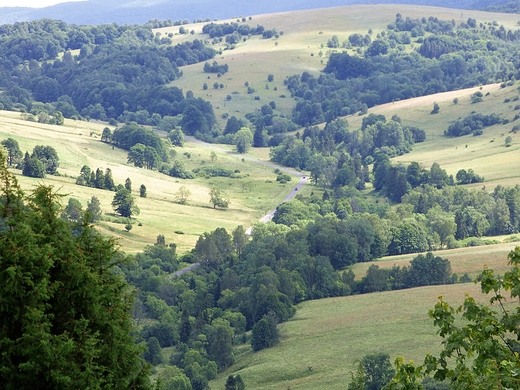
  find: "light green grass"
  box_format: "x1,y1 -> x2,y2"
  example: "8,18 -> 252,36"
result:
210,282 -> 496,390
341,82 -> 520,188
0,111 -> 298,253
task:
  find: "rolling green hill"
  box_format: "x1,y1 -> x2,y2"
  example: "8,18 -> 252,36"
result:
156,5 -> 520,128
3,4 -> 520,389
0,110 -> 300,253
210,281 -> 496,389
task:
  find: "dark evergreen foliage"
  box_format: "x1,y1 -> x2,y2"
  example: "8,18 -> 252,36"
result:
0,158 -> 151,389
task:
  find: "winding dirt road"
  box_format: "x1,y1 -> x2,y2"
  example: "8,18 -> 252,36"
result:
171,137 -> 308,277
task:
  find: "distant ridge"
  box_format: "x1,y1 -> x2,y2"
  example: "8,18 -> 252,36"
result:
0,0 -> 514,25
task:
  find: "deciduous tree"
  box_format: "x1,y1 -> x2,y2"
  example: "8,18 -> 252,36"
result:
209,188 -> 229,209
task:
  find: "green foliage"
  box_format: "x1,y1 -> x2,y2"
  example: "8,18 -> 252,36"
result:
445,113 -> 501,137
389,247 -> 520,389
168,127 -> 185,147
112,187 -> 139,217
61,197 -> 83,222
251,315 -> 279,351
113,123 -> 168,162
0,159 -> 150,389
101,127 -> 112,142
86,196 -> 102,222
193,165 -> 234,178
1,138 -> 22,167
209,188 -> 229,209
348,353 -> 395,390
169,160 -> 195,179
175,186 -> 191,204
31,145 -> 60,174
22,154 -> 46,178
234,127 -> 253,154
203,61 -> 229,74
388,223 -> 429,255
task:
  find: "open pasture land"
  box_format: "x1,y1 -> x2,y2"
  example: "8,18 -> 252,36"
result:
212,282 -> 494,390
342,82 -> 520,189
0,111 -> 296,252
349,241 -> 520,280
157,5 -> 520,128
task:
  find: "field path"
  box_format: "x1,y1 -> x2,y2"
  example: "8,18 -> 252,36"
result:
171,137 -> 308,276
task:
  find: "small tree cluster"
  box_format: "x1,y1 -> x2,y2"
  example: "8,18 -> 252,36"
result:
203,61 -> 229,74
75,165 -> 117,190
21,145 -> 60,178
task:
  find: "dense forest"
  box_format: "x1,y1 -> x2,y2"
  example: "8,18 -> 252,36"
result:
0,19 -> 217,133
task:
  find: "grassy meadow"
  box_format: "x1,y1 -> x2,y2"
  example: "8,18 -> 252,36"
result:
345,83 -> 520,189
5,4 -> 520,388
155,5 -> 520,128
210,280 -> 504,390
0,111 -> 298,253
350,240 -> 520,280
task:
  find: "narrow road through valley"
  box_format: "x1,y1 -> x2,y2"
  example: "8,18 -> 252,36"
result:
171,137 -> 308,277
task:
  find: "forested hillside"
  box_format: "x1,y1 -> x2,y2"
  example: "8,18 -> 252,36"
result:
2,3 -> 520,390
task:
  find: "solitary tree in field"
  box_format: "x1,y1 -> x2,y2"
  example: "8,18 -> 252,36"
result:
140,184 -> 147,198
101,127 -> 112,142
175,186 -> 191,205
209,187 -> 229,209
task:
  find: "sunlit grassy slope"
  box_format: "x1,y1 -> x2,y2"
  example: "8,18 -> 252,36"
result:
0,111 -> 297,253
155,5 -> 520,128
211,281 -> 500,390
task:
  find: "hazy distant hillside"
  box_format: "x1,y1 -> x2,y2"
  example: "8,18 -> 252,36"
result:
0,0 -> 514,25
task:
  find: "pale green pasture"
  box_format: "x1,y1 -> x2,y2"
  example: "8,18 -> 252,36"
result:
211,282 -> 493,390
160,5 -> 520,128
0,112 -> 297,253
340,83 -> 520,187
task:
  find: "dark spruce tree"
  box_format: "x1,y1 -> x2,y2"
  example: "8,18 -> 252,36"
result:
0,156 -> 151,389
